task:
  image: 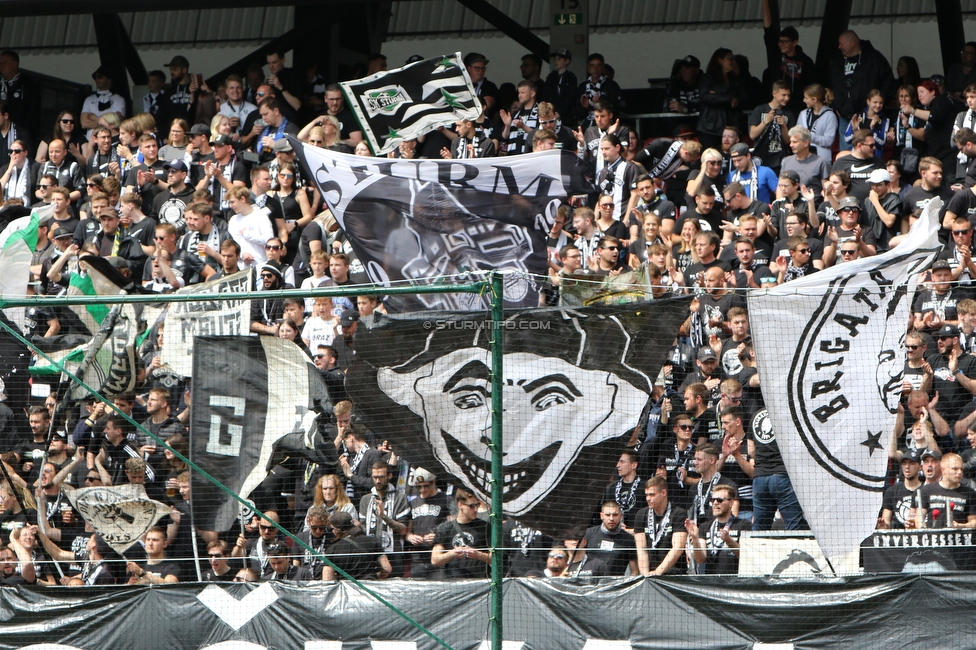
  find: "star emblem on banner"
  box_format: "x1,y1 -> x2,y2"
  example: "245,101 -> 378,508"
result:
384,127 -> 402,142
438,56 -> 456,69
860,430 -> 883,455
441,88 -> 465,109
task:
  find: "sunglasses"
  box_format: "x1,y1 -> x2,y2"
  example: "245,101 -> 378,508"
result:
265,244 -> 282,250
260,273 -> 275,279
676,424 -> 694,431
906,344 -> 921,350
259,524 -> 276,531
8,148 -> 23,154
954,230 -> 971,235
278,173 -> 294,179
313,354 -> 325,359
599,203 -> 614,209
61,119 -> 75,124
460,501 -> 480,509
208,554 -> 224,559
548,553 -> 566,559
602,246 -> 619,251
840,249 -> 858,255
309,525 -> 328,532
794,248 -> 811,254
39,184 -> 52,189
710,497 -> 729,504
415,482 -> 433,488
722,394 -> 741,403
153,235 -> 167,241
86,182 -> 99,187
85,475 -> 99,481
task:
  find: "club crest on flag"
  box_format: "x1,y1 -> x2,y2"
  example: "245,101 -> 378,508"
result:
363,85 -> 412,117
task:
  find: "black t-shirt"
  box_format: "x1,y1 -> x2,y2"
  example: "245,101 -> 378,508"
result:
903,184 -> 952,221
882,480 -> 920,529
830,155 -> 882,202
581,525 -> 636,576
696,516 -> 750,574
921,482 -> 976,527
633,504 -> 688,575
657,439 -> 697,510
433,518 -> 490,579
946,187 -> 976,229
329,108 -> 361,141
601,478 -> 644,528
748,104 -> 795,170
684,259 -> 733,289
752,408 -> 787,477
139,559 -> 183,581
502,520 -> 553,577
912,288 -> 964,327
407,491 -> 450,560
328,533 -> 385,579
925,351 -> 976,423
676,209 -> 723,236
695,291 -> 747,339
774,235 -> 824,263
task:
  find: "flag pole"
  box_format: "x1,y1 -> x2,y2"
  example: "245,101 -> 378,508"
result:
488,271 -> 504,650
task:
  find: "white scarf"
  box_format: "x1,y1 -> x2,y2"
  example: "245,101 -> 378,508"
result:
4,159 -> 28,205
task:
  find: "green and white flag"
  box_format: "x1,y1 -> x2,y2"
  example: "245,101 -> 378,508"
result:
0,205 -> 49,332
338,52 -> 481,154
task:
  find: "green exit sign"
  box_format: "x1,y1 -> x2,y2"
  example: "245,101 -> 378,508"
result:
554,13 -> 583,25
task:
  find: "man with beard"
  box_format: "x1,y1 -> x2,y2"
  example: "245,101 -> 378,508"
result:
332,309 -> 359,371
324,511 -> 391,580
880,448 -> 924,529
499,80 -> 539,156
634,476 -> 687,575
830,129 -> 883,201
337,423 -> 382,504
656,412 -> 698,509
903,156 -> 952,217
686,443 -> 738,525
441,116 -> 496,159
823,197 -> 878,265
681,267 -> 745,342
913,260 -> 964,334
250,260 -> 292,335
581,501 -> 637,576
729,236 -> 776,289
590,236 -> 626,276
727,143 -> 778,204
151,160 -> 195,235
295,506 -> 331,578
775,235 -> 818,284
359,462 -> 410,578
685,483 -> 750,574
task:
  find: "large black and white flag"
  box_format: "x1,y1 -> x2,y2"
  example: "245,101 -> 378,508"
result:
345,303 -> 687,536
297,142 -> 590,310
749,199 -> 942,570
339,52 -> 481,154
190,336 -> 330,531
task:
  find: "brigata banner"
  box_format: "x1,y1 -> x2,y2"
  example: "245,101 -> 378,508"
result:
749,199 -> 942,570
345,303 -> 686,536
339,52 -> 481,155
297,141 -> 591,310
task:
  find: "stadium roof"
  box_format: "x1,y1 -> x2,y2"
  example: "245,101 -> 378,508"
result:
0,0 -> 957,52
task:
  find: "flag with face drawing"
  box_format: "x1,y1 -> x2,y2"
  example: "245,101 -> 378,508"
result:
296,140 -> 591,311
343,302 -> 687,536
339,53 -> 481,154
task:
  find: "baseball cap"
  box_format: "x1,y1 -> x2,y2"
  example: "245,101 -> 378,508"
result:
188,124 -> 211,137
164,159 -> 188,173
936,323 -> 959,338
837,196 -> 861,212
868,169 -> 891,184
92,65 -> 112,80
405,55 -> 425,64
901,448 -> 921,463
920,448 -> 943,461
213,134 -> 234,147
551,48 -> 572,60
931,259 -> 951,272
52,227 -> 74,239
673,124 -> 696,139
414,467 -> 436,483
730,143 -> 750,157
339,310 -> 360,328
680,55 -> 701,68
698,346 -> 718,362
330,511 -> 358,532
272,139 -> 293,153
165,55 -> 190,68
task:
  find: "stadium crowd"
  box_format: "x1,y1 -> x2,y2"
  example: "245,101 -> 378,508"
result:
3,9 -> 976,585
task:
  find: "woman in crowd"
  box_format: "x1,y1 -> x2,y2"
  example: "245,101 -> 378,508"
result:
896,56 -> 922,89
672,217 -> 700,277
817,170 -> 852,232
35,110 -> 86,164
269,161 -> 315,266
890,84 -> 922,169
797,84 -> 837,159
696,47 -> 742,151
299,115 -> 353,153
845,89 -> 888,157
277,317 -> 311,357
159,118 -> 190,160
907,79 -> 957,177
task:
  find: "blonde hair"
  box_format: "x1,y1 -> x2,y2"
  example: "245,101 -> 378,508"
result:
313,474 -> 352,509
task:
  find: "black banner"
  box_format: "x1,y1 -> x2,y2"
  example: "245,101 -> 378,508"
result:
2,575 -> 976,648
345,303 -> 687,537
190,336 -> 330,531
861,528 -> 976,572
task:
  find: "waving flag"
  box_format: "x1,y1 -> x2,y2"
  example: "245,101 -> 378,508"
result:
0,205 -> 48,332
748,199 -> 942,571
339,52 -> 481,154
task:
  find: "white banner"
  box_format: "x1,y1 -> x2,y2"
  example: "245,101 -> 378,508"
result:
749,199 -> 942,569
161,268 -> 253,377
